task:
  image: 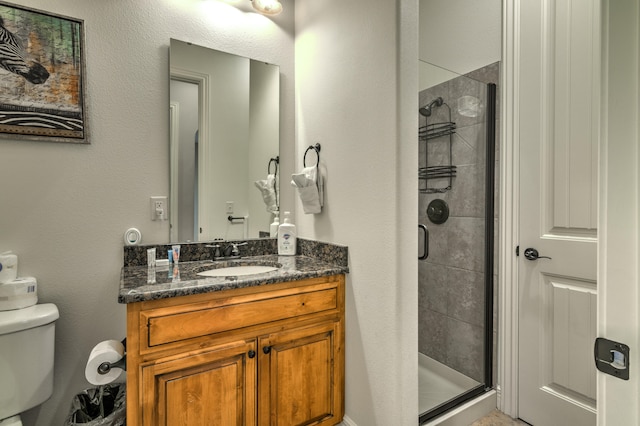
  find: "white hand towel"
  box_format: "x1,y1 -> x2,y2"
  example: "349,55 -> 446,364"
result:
254,174 -> 278,213
291,166 -> 323,214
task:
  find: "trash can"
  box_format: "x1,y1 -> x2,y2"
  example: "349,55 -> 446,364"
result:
65,384 -> 126,425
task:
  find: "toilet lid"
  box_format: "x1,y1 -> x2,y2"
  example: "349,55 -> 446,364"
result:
0,303 -> 59,335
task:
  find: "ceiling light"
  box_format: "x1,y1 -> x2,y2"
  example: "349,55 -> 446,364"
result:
251,0 -> 282,16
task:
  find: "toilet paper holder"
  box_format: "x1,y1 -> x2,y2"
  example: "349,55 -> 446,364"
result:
97,356 -> 126,375
97,338 -> 127,376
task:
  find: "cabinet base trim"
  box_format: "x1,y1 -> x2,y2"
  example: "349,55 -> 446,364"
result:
340,415 -> 357,426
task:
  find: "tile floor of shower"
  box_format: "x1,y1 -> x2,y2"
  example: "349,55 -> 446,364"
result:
419,351 -> 530,425
418,352 -> 480,414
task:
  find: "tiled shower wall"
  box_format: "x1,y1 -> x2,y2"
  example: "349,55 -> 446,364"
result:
418,62 -> 500,383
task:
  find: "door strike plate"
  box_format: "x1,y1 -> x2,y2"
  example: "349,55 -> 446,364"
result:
594,337 -> 630,380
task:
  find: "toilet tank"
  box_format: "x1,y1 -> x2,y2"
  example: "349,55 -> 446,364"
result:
0,304 -> 59,420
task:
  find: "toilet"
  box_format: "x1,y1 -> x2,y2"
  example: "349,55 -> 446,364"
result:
0,302 -> 59,426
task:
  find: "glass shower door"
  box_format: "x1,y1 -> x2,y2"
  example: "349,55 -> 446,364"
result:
417,60 -> 498,423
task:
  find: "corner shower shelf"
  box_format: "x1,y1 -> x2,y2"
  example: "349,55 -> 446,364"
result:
418,120 -> 457,194
419,122 -> 456,141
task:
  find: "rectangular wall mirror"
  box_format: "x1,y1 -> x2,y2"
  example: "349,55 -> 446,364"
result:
169,39 -> 280,243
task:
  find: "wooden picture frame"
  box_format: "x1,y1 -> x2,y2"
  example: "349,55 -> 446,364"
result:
0,1 -> 87,143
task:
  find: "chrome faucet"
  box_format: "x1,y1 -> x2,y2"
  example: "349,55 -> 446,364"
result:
224,242 -> 247,258
206,241 -> 247,260
205,244 -> 223,260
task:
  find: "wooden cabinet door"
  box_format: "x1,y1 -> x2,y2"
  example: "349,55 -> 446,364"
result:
141,340 -> 257,426
258,321 -> 344,426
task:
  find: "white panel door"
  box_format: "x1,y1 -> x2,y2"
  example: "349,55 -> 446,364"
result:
517,0 -> 599,424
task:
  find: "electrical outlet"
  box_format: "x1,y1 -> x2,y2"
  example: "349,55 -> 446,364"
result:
150,196 -> 167,221
226,201 -> 234,214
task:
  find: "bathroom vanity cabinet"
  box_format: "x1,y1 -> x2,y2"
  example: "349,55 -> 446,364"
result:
125,274 -> 345,426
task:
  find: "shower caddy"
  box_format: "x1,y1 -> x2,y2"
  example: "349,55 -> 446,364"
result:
418,97 -> 456,193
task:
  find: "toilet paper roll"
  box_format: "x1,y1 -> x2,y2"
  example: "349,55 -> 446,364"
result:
0,252 -> 18,284
0,276 -> 37,311
85,340 -> 125,385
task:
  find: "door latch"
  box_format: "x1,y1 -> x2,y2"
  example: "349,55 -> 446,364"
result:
594,337 -> 630,380
523,247 -> 552,261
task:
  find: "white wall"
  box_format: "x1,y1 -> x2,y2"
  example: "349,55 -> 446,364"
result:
0,1 -> 295,424
248,61 -> 280,237
419,0 -> 501,75
295,0 -> 418,424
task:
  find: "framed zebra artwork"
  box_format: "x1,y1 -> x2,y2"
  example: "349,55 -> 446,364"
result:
0,1 -> 87,143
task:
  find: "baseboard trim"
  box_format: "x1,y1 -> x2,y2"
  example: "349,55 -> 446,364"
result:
338,391 -> 496,426
424,390 -> 497,426
339,415 -> 357,426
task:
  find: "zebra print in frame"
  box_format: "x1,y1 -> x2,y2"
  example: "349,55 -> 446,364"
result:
0,1 -> 87,143
0,104 -> 83,138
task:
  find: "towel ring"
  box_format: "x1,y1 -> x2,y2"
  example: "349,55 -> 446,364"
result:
303,143 -> 321,168
268,156 -> 279,211
268,156 -> 279,175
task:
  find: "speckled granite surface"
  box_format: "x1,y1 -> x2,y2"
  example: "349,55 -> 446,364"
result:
119,239 -> 348,304
123,238 -> 278,267
298,238 -> 348,268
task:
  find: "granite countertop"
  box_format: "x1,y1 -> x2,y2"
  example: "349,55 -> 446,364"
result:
119,253 -> 348,304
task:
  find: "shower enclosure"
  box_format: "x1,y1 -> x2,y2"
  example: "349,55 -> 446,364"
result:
417,61 -> 498,424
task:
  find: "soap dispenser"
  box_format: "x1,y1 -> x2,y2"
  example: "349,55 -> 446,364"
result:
277,211 -> 297,255
270,213 -> 280,237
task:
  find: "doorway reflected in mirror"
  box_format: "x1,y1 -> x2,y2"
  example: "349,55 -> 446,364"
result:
169,39 -> 280,243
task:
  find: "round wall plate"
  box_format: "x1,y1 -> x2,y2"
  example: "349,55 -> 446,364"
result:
427,199 -> 449,224
124,228 -> 142,245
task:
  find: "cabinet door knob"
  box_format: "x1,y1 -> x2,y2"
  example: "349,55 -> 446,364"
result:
248,350 -> 256,359
263,346 -> 271,354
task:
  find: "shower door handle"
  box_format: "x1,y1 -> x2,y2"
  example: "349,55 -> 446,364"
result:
419,224 -> 429,260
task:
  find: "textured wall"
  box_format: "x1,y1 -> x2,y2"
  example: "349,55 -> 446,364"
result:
0,1 -> 294,425
419,0 -> 501,76
295,0 -> 419,424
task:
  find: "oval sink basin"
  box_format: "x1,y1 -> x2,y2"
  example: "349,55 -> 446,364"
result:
197,265 -> 279,277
